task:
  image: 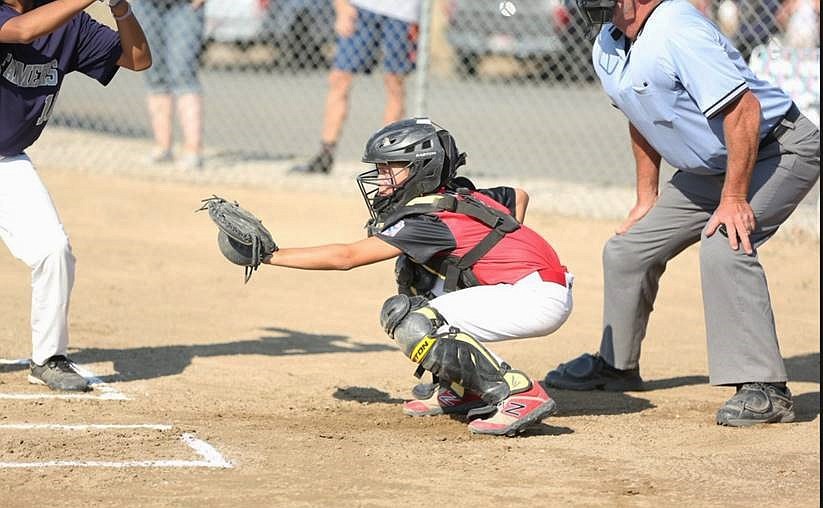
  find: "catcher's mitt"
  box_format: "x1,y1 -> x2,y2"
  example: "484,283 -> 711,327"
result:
198,195 -> 278,283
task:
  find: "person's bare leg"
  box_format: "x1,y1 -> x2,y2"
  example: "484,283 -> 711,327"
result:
147,94 -> 173,161
383,73 -> 406,124
177,92 -> 203,168
291,69 -> 354,174
321,69 -> 355,144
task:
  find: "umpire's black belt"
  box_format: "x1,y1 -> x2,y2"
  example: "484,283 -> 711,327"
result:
759,102 -> 802,150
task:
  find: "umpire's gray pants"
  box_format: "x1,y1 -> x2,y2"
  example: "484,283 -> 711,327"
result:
599,114 -> 820,386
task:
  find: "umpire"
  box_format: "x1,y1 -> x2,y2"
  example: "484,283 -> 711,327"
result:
545,0 -> 820,426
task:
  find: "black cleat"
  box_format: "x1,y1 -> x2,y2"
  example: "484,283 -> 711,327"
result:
290,150 -> 333,174
544,353 -> 644,391
716,383 -> 795,427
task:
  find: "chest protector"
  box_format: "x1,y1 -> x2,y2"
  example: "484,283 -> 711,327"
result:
376,189 -> 521,293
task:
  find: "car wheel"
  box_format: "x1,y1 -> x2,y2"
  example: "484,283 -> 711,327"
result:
535,55 -> 565,82
455,51 -> 480,79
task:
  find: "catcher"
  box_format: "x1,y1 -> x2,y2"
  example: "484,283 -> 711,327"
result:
201,118 -> 573,436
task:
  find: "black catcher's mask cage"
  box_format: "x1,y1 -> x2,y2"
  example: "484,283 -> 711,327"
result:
356,161 -> 415,225
356,118 -> 466,230
577,0 -> 617,38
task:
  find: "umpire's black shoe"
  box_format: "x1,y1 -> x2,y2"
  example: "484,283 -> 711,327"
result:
544,353 -> 644,391
290,150 -> 333,174
716,383 -> 795,427
28,355 -> 90,392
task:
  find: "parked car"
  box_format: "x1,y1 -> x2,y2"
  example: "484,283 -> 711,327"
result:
204,0 -> 269,48
203,0 -> 335,69
444,0 -> 596,82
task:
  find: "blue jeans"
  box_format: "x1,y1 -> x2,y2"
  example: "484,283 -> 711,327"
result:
132,0 -> 204,94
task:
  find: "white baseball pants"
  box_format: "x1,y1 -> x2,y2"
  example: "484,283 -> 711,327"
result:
429,271 -> 574,343
0,154 -> 75,365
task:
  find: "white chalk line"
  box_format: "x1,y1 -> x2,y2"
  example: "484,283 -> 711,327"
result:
181,433 -> 233,468
0,423 -> 172,431
0,426 -> 233,469
0,358 -> 128,400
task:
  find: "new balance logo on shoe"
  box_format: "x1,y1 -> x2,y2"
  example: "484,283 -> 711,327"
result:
501,401 -> 527,417
438,390 -> 465,407
468,380 -> 556,436
403,384 -> 485,417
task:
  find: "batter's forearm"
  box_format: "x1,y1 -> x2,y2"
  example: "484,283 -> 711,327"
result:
334,0 -> 352,15
0,0 -> 96,44
112,1 -> 151,70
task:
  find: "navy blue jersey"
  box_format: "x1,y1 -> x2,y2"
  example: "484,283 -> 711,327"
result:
0,2 -> 122,156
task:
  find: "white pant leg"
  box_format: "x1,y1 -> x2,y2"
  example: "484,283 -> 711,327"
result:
0,154 -> 75,365
429,272 -> 574,343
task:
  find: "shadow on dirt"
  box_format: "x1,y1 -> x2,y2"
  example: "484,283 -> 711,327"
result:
7,339 -> 817,423
793,392 -> 820,422
332,386 -> 405,405
521,423 -> 575,437
785,352 -> 820,384
548,389 -> 656,417
786,352 -> 820,423
62,327 -> 395,383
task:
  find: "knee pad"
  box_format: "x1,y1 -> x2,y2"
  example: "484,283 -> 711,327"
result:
379,294 -> 531,405
380,294 -> 442,359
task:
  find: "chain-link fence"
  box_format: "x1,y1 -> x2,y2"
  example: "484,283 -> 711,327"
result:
49,0 -> 820,223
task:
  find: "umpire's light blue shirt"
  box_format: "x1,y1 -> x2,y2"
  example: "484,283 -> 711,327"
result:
593,0 -> 793,175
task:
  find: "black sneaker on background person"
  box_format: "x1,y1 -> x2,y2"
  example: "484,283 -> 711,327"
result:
544,353 -> 645,391
716,382 -> 795,427
290,145 -> 334,174
28,355 -> 90,392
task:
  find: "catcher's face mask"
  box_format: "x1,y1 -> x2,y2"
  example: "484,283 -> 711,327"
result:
577,0 -> 617,38
357,161 -> 414,228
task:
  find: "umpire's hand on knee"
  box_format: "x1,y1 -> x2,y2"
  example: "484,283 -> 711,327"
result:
616,199 -> 656,235
706,197 -> 756,255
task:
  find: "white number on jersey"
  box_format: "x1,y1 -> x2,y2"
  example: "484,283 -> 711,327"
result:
36,93 -> 58,126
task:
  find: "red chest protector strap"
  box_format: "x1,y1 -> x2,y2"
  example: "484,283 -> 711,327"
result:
378,190 -> 521,293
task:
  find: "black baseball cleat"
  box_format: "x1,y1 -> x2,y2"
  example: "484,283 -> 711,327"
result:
716,383 -> 795,427
544,353 -> 644,391
290,150 -> 333,174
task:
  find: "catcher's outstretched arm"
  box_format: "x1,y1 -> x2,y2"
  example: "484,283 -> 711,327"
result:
266,236 -> 401,271
199,195 -> 400,282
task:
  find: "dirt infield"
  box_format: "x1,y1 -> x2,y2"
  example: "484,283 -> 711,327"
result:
1,169 -> 819,507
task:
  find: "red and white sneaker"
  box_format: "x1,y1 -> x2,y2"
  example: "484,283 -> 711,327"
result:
402,384 -> 487,417
468,381 -> 556,436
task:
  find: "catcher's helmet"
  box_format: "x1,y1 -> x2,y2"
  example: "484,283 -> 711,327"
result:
577,0 -> 617,37
357,118 -> 466,228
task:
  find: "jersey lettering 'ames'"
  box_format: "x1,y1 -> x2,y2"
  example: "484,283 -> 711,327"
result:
1,54 -> 59,87
0,4 -> 122,157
